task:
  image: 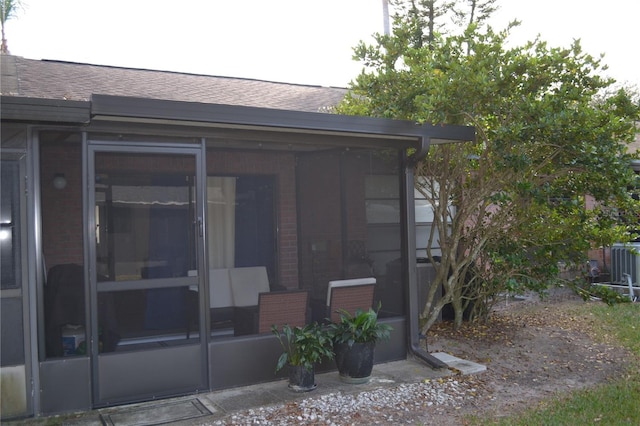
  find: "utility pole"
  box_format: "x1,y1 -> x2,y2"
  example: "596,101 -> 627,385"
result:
382,0 -> 390,35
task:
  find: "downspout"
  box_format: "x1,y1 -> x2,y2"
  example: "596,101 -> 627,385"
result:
26,126 -> 43,415
403,137 -> 448,369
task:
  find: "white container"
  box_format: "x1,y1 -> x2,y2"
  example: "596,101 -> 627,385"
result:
61,325 -> 85,356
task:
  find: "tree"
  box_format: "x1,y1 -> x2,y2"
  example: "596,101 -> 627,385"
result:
388,0 -> 498,45
338,3 -> 640,332
1,0 -> 23,54
452,0 -> 498,29
389,0 -> 456,48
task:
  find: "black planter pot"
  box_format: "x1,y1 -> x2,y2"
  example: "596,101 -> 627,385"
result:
288,364 -> 317,392
333,341 -> 376,384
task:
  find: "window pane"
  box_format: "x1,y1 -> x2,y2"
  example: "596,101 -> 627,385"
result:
95,153 -> 197,282
1,298 -> 24,365
44,263 -> 85,358
206,175 -> 277,337
101,287 -> 199,352
1,160 -> 20,289
367,226 -> 402,252
366,200 -> 400,224
365,175 -> 399,198
415,199 -> 435,223
416,225 -> 444,258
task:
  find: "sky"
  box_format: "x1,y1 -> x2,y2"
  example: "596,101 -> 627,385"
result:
3,0 -> 639,89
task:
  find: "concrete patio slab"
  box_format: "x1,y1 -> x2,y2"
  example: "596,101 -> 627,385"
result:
430,352 -> 487,375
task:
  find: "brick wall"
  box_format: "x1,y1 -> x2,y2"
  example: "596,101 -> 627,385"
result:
40,141 -> 84,268
296,151 -> 378,298
296,151 -> 343,298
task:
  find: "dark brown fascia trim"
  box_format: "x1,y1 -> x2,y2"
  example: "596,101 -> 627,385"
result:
422,125 -> 477,146
414,125 -> 477,163
86,120 -> 411,150
0,96 -> 90,124
90,94 -> 473,143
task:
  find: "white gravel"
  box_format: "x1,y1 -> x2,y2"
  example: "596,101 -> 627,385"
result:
205,377 -> 476,425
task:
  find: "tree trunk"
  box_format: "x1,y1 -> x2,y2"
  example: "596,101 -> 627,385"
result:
451,278 -> 464,329
1,27 -> 8,54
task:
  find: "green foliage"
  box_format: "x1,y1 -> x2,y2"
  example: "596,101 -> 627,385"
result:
572,282 -> 633,306
271,322 -> 334,372
327,305 -> 392,348
338,1 -> 640,332
451,0 -> 499,29
0,0 -> 23,24
1,0 -> 24,54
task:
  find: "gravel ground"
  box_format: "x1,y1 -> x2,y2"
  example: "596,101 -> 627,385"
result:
206,377 -> 479,425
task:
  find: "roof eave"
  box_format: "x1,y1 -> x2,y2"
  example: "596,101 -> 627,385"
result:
90,94 -> 423,142
0,94 -> 475,151
1,96 -> 90,124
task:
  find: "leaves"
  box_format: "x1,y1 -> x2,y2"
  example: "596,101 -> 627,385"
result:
337,1 -> 640,332
271,323 -> 334,372
326,305 -> 393,346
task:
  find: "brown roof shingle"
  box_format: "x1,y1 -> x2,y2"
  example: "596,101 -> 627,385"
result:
0,55 -> 347,113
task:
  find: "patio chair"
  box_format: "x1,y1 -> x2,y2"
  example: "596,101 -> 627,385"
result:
326,277 -> 376,322
234,289 -> 309,335
229,266 -> 271,307
257,290 -> 309,334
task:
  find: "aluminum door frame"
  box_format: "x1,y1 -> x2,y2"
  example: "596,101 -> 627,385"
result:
85,138 -> 209,407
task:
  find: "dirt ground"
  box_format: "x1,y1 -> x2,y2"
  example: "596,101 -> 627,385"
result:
418,287 -> 635,424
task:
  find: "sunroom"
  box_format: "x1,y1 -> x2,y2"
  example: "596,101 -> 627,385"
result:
1,91 -> 474,417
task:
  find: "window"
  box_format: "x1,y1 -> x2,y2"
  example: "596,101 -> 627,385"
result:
415,178 -> 453,260
206,175 -> 277,337
365,174 -> 402,273
207,175 -> 276,276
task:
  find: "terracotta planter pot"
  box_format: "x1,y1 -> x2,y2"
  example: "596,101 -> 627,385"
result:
288,364 -> 316,392
333,341 -> 375,384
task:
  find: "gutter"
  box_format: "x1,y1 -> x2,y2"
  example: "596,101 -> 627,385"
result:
0,96 -> 90,124
403,126 -> 475,370
403,143 -> 447,370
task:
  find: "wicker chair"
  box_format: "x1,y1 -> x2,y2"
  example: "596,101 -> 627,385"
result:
257,290 -> 309,334
326,278 -> 376,322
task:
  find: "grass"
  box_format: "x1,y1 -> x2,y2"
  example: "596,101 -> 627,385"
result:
590,303 -> 640,357
480,302 -> 640,426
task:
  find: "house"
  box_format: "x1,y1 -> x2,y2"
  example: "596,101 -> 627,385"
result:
0,54 -> 475,419
585,130 -> 640,280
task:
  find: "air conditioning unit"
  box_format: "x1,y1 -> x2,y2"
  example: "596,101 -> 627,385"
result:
610,243 -> 640,286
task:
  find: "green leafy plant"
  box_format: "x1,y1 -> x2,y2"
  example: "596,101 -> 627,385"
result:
327,305 -> 392,348
583,284 -> 632,306
271,322 -> 334,372
338,1 -> 640,333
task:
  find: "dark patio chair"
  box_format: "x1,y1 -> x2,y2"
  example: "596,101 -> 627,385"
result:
234,289 -> 309,335
257,290 -> 309,334
326,277 -> 376,322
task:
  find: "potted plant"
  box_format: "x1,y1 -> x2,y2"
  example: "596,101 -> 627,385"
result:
271,322 -> 334,392
327,304 -> 392,384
